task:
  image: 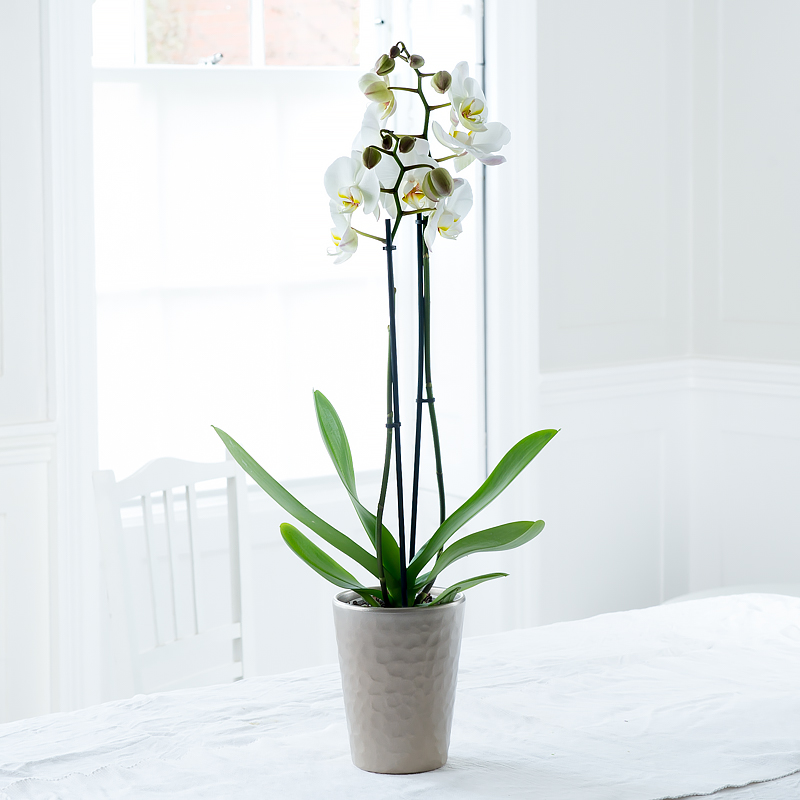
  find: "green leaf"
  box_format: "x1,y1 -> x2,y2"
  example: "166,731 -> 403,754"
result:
280,523 -> 378,605
408,428 -> 558,582
313,391 -> 402,585
428,572 -> 509,605
426,520 -> 545,583
213,426 -> 381,579
313,389 -> 357,494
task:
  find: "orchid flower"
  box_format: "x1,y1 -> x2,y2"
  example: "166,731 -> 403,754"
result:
328,213 -> 358,264
358,72 -> 396,120
377,138 -> 438,218
431,120 -> 510,171
351,105 -> 384,154
448,61 -> 488,132
400,168 -> 434,212
424,178 -> 473,250
324,153 -> 380,218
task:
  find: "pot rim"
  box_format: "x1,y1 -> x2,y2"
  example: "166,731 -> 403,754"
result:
333,588 -> 465,612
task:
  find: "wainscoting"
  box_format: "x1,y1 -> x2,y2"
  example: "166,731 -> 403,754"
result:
0,429 -> 55,722
532,358 -> 800,628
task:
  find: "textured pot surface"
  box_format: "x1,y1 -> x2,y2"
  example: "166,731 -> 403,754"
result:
332,590 -> 465,774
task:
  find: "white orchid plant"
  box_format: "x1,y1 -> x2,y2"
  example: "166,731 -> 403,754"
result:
215,43 -> 556,608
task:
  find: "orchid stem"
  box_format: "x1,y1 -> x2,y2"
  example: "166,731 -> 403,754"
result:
384,219 -> 408,606
375,332 -> 392,606
409,214 -> 426,560
424,241 -> 446,528
353,228 -> 386,244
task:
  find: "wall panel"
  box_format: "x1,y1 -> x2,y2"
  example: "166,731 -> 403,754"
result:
537,0 -> 691,370
693,0 -> 800,362
535,362 -> 691,624
0,449 -> 52,722
689,361 -> 800,592
0,1 -> 49,425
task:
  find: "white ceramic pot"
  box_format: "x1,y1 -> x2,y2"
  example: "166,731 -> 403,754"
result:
332,589 -> 466,774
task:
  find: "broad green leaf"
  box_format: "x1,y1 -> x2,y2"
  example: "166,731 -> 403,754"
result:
280,523 -> 379,605
408,428 -> 558,581
428,572 -> 509,606
313,390 -> 357,494
313,391 -> 402,585
426,521 -> 545,583
213,426 -> 380,579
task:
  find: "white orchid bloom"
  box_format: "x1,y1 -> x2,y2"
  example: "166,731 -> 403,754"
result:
424,178 -> 473,250
400,168 -> 434,212
324,152 -> 380,218
328,213 -> 358,264
448,61 -> 488,132
358,72 -> 396,120
351,104 -> 384,154
431,120 -> 510,171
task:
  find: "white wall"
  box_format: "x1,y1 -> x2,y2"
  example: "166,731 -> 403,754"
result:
0,1 -> 55,723
0,0 -> 97,722
538,0 -> 692,371
693,0 -> 800,362
514,0 -> 800,628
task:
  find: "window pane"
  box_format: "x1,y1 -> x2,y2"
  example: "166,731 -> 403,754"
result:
93,0 -> 137,67
93,69 -> 378,480
147,0 -> 251,65
264,0 -> 359,66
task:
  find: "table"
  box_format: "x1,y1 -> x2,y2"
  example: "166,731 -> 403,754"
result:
2,594 -> 799,799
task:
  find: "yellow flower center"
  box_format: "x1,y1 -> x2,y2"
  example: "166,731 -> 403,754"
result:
337,185 -> 363,212
460,98 -> 485,125
402,179 -> 427,209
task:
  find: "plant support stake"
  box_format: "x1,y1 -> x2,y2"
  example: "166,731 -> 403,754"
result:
384,218 -> 409,606
409,213 -> 426,560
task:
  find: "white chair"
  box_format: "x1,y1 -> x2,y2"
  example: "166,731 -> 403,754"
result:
94,458 -> 255,699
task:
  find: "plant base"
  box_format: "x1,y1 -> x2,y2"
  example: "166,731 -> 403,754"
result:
332,590 -> 466,774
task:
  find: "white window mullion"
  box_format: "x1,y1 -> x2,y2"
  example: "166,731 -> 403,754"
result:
133,0 -> 147,65
249,0 -> 265,66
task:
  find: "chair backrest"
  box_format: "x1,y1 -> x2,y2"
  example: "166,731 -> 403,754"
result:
94,457 -> 255,699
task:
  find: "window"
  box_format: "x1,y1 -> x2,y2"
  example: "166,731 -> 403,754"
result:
92,1 -> 486,502
92,0 -> 359,67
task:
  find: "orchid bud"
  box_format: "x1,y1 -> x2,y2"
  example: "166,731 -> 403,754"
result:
409,54 -> 425,69
374,54 -> 395,76
381,134 -> 393,150
358,73 -> 392,104
431,70 -> 452,94
362,146 -> 383,170
389,45 -> 401,58
422,167 -> 454,201
398,136 -> 416,154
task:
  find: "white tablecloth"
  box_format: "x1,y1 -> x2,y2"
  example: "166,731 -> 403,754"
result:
2,594 -> 799,799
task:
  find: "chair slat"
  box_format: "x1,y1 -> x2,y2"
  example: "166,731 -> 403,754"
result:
185,483 -> 202,634
141,493 -> 162,646
163,489 -> 179,642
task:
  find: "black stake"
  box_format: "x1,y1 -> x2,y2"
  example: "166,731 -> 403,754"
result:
409,214 -> 426,559
384,219 -> 408,606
